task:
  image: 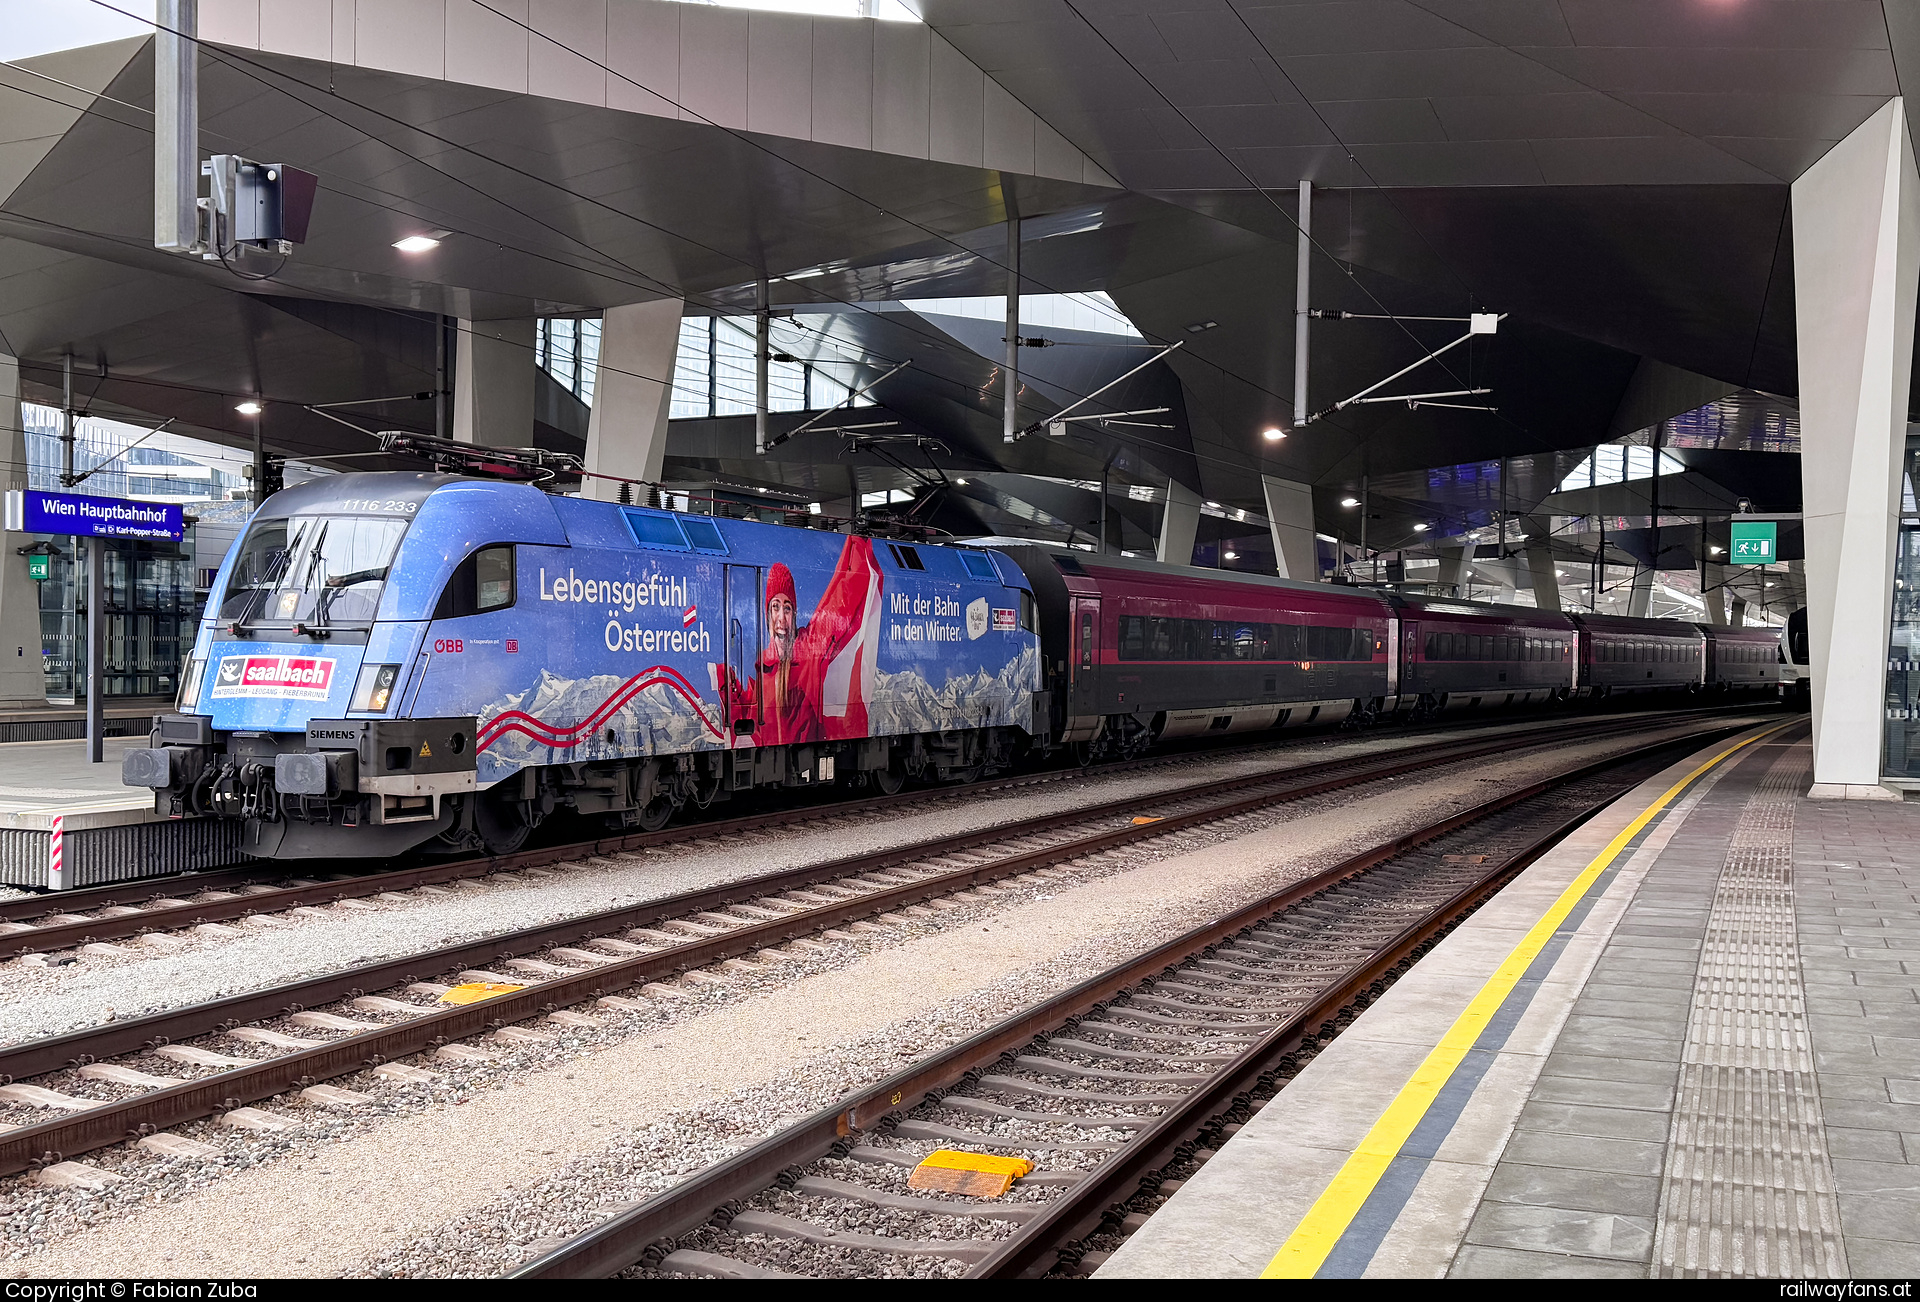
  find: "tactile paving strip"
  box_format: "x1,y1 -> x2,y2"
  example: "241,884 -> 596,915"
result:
1651,746 -> 1847,1278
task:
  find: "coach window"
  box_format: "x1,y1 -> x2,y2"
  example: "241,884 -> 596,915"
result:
435,545 -> 516,619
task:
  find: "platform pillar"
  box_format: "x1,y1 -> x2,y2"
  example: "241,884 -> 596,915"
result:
1627,567 -> 1653,617
1523,525 -> 1560,611
452,317 -> 535,448
1794,98 -> 1920,797
1702,563 -> 1731,626
1435,541 -> 1468,597
1261,475 -> 1317,580
0,356 -> 48,705
583,300 -> 683,504
1157,479 -> 1201,567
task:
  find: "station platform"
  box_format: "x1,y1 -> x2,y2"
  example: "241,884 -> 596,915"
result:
0,734 -> 243,890
1102,718 -> 1920,1279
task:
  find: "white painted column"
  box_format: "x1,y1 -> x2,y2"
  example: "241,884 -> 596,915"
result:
1702,563 -> 1731,627
1157,479 -> 1201,567
452,318 -> 536,448
1523,530 -> 1561,612
0,356 -> 48,705
582,300 -> 684,503
1260,474 -> 1317,581
1434,541 -> 1468,596
1627,567 -> 1653,618
1795,99 -> 1920,798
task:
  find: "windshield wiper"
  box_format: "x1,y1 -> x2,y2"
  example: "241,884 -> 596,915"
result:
299,565 -> 390,638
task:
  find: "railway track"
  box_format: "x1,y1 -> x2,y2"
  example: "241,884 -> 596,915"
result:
0,709 -> 1741,957
498,719 -> 1789,1281
0,711 -> 1759,1181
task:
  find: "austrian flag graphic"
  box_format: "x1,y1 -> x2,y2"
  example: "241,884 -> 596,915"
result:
682,605 -> 697,629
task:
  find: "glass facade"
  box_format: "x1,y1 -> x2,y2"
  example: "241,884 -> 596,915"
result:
20,405 -> 220,702
36,539 -> 196,702
667,314 -> 875,420
1887,437 -> 1920,776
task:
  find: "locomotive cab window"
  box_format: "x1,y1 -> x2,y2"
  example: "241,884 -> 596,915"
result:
220,513 -> 408,630
435,545 -> 516,618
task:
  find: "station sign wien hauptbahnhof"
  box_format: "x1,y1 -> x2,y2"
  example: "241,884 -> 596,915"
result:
3,489 -> 184,541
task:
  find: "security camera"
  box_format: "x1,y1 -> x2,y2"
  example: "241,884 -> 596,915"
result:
1737,498 -> 1753,515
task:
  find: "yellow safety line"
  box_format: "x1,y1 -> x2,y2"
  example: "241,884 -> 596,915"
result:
1260,720 -> 1794,1279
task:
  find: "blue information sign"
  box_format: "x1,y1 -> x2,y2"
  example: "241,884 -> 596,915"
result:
4,489 -> 184,541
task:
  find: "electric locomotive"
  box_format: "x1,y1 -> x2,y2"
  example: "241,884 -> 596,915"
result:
124,473 -> 1043,859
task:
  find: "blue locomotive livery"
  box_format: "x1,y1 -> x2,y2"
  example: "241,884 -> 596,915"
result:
124,473 -> 1041,859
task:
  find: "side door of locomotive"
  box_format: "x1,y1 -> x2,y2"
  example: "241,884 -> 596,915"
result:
725,564 -> 761,747
1072,597 -> 1102,715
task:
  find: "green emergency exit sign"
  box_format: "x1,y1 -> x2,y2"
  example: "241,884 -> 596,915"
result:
1729,520 -> 1777,563
26,554 -> 48,582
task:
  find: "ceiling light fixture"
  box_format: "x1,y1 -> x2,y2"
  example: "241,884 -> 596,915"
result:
1185,320 -> 1218,334
234,401 -> 262,415
393,231 -> 449,253
1709,545 -> 1724,555
1412,523 -> 1428,532
955,477 -> 968,485
1261,426 -> 1286,442
1223,551 -> 1237,560
1340,497 -> 1359,508
1204,501 -> 1221,509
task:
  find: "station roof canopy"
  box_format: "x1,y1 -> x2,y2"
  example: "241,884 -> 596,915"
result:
0,0 -> 1900,550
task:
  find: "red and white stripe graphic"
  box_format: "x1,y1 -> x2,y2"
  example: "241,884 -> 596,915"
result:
47,814 -> 63,891
477,665 -> 724,753
682,604 -> 697,628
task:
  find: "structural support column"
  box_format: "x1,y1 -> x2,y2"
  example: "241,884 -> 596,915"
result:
452,318 -> 536,449
1523,522 -> 1561,612
0,356 -> 49,705
1435,541 -> 1469,597
153,0 -> 198,252
582,300 -> 683,503
1261,474 -> 1317,581
1795,98 -> 1920,796
1294,180 -> 1311,424
1627,566 -> 1653,618
1003,217 -> 1020,444
1157,479 -> 1201,567
1702,563 -> 1731,626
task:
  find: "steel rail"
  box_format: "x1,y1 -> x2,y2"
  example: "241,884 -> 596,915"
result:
0,711 -> 1700,955
507,721 -> 1758,1279
0,720 -> 1383,926
0,715 -> 1747,1177
0,704 -> 1755,927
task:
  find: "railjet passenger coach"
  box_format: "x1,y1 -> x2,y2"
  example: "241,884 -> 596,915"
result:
124,472 -> 1778,860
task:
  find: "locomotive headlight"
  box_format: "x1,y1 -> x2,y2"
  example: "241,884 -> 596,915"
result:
352,663 -> 401,713
177,656 -> 205,711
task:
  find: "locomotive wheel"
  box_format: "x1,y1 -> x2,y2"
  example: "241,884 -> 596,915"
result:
635,795 -> 675,832
474,788 -> 534,856
872,762 -> 905,795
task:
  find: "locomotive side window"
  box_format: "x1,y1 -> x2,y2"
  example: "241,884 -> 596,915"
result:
889,544 -> 926,571
435,545 -> 516,619
959,551 -> 998,581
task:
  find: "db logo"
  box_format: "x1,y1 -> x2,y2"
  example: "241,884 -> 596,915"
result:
433,639 -> 464,653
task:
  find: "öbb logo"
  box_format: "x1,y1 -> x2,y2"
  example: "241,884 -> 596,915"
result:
434,639 -> 464,654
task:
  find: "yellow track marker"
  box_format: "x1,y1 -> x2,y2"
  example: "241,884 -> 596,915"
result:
909,1149 -> 1034,1197
1261,721 -> 1792,1278
438,981 -> 525,1005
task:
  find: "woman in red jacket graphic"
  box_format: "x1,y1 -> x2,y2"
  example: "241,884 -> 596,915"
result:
722,535 -> 883,746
